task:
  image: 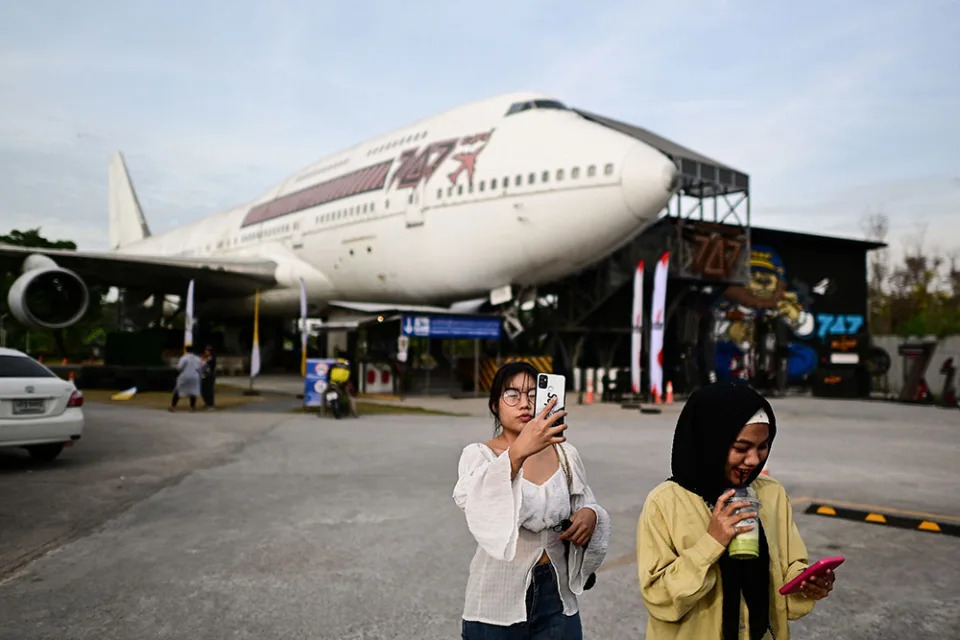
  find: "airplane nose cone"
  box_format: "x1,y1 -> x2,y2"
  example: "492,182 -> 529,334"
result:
621,144 -> 679,219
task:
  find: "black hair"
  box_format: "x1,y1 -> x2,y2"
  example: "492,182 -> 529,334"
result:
488,361 -> 539,433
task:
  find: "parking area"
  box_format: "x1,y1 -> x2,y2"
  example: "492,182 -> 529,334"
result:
0,396 -> 957,639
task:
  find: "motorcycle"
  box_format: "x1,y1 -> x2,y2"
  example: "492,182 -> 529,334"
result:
324,382 -> 351,419
320,361 -> 356,419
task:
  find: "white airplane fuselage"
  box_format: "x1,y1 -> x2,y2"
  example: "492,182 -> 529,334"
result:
117,92 -> 679,315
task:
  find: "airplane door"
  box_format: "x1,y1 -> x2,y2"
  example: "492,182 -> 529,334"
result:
291,217 -> 305,250
404,183 -> 426,228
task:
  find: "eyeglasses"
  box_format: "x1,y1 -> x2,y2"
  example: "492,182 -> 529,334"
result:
502,388 -> 536,406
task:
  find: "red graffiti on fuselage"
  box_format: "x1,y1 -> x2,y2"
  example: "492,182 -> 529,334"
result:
390,130 -> 494,190
390,139 -> 458,190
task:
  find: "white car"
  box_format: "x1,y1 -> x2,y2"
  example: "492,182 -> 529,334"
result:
0,347 -> 84,462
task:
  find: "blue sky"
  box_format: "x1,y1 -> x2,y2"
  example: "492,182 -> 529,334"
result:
1,0 -> 957,260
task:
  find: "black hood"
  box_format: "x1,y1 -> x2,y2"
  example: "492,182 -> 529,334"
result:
669,380 -> 777,504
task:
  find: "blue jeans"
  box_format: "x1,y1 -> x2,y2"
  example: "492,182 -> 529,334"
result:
461,563 -> 583,640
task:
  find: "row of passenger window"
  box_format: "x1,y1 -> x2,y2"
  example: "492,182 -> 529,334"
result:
366,130 -> 429,157
314,200 -> 381,225
235,222 -> 294,246
212,159 -> 615,251
435,162 -> 614,199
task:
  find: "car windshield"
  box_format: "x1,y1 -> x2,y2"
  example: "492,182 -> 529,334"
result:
0,355 -> 57,378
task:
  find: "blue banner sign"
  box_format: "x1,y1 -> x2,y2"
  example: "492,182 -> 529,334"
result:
401,314 -> 501,339
304,358 -> 336,407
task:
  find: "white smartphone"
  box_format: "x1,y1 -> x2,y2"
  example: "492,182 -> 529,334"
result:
534,373 -> 567,425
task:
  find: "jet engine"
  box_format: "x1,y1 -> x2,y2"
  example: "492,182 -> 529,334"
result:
7,254 -> 90,329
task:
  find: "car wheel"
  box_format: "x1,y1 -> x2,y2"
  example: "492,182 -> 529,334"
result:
26,443 -> 64,462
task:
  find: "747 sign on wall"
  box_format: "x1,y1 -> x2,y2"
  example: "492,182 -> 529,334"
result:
816,313 -> 864,340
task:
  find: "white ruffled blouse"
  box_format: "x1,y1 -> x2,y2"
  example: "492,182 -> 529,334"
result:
453,442 -> 611,626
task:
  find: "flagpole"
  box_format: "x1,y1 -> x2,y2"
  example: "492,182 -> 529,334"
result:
299,277 -> 308,378
184,279 -> 195,354
245,289 -> 261,396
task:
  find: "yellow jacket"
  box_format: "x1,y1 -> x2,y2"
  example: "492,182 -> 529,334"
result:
637,476 -> 815,639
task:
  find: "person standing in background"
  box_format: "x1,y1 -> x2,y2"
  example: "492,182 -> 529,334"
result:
201,345 -> 217,409
170,347 -> 204,412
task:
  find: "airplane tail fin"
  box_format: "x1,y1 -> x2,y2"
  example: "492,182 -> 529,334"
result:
109,152 -> 151,250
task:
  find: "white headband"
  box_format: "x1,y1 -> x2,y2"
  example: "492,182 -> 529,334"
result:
747,408 -> 770,425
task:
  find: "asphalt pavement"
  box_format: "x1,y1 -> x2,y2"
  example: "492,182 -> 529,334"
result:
1,396 -> 957,639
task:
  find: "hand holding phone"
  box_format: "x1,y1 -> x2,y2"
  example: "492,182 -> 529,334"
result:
510,382 -> 567,462
535,374 -> 567,425
779,556 -> 843,597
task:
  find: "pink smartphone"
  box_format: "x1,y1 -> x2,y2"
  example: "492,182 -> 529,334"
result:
779,556 -> 844,595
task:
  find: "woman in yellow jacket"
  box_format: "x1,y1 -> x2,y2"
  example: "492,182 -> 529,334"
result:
637,381 -> 835,639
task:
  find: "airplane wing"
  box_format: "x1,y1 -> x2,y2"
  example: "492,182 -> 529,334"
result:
0,244 -> 277,295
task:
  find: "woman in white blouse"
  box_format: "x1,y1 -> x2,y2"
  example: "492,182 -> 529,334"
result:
453,362 -> 610,639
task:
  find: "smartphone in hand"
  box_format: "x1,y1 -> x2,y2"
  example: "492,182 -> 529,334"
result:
534,373 -> 567,425
779,556 -> 844,595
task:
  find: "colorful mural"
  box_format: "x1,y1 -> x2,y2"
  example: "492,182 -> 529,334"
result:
712,244 -> 820,384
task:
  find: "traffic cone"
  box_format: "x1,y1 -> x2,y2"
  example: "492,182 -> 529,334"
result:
68,371 -> 75,383
652,389 -> 661,404
665,381 -> 674,404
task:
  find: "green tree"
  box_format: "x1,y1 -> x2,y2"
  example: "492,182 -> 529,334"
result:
0,228 -> 77,250
863,214 -> 960,338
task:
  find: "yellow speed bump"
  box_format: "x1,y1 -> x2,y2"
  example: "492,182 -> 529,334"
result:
805,503 -> 959,537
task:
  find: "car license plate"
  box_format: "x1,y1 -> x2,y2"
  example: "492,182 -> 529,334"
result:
13,399 -> 45,415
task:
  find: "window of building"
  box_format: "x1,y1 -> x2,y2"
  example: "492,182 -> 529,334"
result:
587,165 -> 596,177
370,202 -> 375,212
437,188 -> 443,198
515,175 -> 522,186
469,183 -> 474,193
528,173 -> 535,185
604,163 -> 614,176
448,186 -> 453,197
479,181 -> 485,192
556,169 -> 564,181
491,178 -> 497,189
408,194 -> 414,204
458,185 -> 464,195
542,170 -> 549,183
572,167 -> 580,179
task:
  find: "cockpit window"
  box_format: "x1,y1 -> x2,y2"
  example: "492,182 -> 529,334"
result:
505,99 -> 568,116
533,100 -> 567,110
506,102 -> 532,115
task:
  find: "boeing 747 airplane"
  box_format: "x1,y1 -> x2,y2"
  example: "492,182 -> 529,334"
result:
1,91 -> 680,329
